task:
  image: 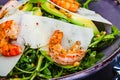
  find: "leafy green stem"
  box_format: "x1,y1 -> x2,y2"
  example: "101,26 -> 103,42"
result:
15,66 -> 33,74
89,33 -> 105,48
40,62 -> 51,71
83,0 -> 96,9
30,55 -> 44,80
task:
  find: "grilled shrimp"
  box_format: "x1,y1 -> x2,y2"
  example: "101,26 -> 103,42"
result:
0,0 -> 20,19
50,0 -> 80,12
49,30 -> 86,66
0,20 -> 21,56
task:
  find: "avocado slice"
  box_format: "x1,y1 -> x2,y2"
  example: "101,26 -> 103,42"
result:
32,7 -> 42,16
41,2 -> 68,19
20,2 -> 33,11
41,2 -> 99,35
69,13 -> 100,35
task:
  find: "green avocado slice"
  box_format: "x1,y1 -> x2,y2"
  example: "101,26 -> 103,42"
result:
20,2 -> 33,11
69,13 -> 100,35
41,2 -> 99,35
41,2 -> 68,19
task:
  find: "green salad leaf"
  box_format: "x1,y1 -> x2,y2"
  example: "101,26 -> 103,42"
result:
29,0 -> 48,3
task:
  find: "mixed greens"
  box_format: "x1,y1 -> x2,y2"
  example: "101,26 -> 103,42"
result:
6,26 -> 119,80
0,0 -> 120,80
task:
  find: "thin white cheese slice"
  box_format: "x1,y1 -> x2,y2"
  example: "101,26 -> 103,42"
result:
20,14 -> 94,50
0,54 -> 22,76
0,10 -> 24,76
77,8 -> 112,25
49,0 -> 112,25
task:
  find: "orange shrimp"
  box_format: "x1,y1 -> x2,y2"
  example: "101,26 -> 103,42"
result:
0,20 -> 22,56
49,30 -> 86,66
1,44 -> 22,56
50,0 -> 80,12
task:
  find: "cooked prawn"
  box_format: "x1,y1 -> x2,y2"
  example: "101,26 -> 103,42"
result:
50,0 -> 80,12
0,20 -> 22,56
49,30 -> 86,66
0,0 -> 20,19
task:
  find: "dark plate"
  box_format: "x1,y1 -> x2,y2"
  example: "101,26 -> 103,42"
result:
53,0 -> 120,79
0,0 -> 120,80
54,0 -> 120,80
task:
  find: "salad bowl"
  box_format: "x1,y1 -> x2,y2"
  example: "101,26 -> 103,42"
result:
57,0 -> 120,79
58,0 -> 120,79
0,0 -> 120,80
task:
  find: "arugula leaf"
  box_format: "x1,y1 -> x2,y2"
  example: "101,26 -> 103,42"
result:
29,0 -> 48,3
112,26 -> 120,35
82,0 -> 97,9
29,0 -> 40,3
39,0 -> 48,3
